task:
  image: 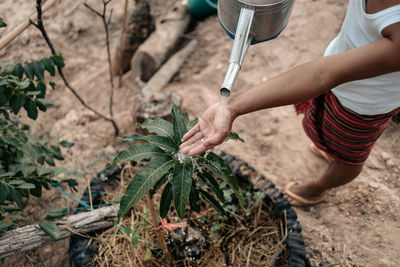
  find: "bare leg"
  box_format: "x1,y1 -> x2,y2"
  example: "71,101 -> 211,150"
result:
289,161 -> 363,206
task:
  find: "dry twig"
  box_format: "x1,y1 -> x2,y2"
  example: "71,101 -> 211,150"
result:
32,0 -> 120,136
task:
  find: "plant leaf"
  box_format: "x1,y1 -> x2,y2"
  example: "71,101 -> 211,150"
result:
24,62 -> 35,80
0,221 -> 13,233
140,118 -> 174,141
159,183 -> 172,218
198,189 -> 226,216
224,132 -> 244,143
13,64 -> 24,79
38,220 -> 61,240
199,152 -> 242,207
52,55 -> 65,68
131,225 -> 141,248
9,188 -> 24,210
121,134 -> 178,152
42,58 -> 55,76
118,156 -> 175,218
45,208 -> 68,220
187,117 -> 198,130
113,144 -> 166,163
9,94 -> 25,114
23,97 -> 38,120
33,61 -> 45,81
171,103 -> 187,143
60,140 -> 74,148
189,180 -> 200,213
172,158 -> 193,219
0,182 -> 10,203
0,18 -> 7,28
151,174 -> 169,195
197,171 -> 225,202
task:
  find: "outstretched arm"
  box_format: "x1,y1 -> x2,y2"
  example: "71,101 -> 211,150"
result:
180,22 -> 400,156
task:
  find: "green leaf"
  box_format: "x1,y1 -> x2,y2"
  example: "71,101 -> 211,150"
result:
141,118 -> 174,141
197,171 -> 225,202
18,183 -> 35,189
36,98 -> 53,107
33,61 -> 45,81
30,180 -> 42,197
198,189 -> 226,216
9,188 -> 24,210
121,134 -> 178,152
189,180 -> 200,213
118,155 -> 175,218
60,140 -> 74,148
38,220 -> 60,240
0,182 -> 10,203
0,221 -> 13,233
199,152 -> 242,207
171,103 -> 187,143
36,82 -> 46,98
9,215 -> 30,224
13,64 -> 24,79
52,55 -> 65,68
9,94 -> 25,114
131,225 -> 141,248
113,144 -> 165,163
151,174 -> 168,195
21,165 -> 36,177
24,62 -> 35,80
45,208 -> 67,220
224,132 -> 244,143
0,109 -> 10,120
23,97 -> 38,120
42,58 -> 55,76
159,183 -> 172,218
172,158 -> 193,219
0,18 -> 7,28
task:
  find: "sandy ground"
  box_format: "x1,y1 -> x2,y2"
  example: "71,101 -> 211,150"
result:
1,0 -> 399,266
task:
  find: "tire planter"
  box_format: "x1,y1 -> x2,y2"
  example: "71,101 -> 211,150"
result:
69,153 -> 310,267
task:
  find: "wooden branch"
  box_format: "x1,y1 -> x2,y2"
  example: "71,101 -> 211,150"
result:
0,0 -> 57,51
130,3 -> 191,82
142,39 -> 197,101
0,205 -> 119,259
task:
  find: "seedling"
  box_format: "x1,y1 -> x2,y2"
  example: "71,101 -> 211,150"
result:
113,103 -> 244,221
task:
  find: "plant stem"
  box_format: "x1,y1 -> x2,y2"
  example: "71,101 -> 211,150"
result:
146,192 -> 172,264
32,0 -> 120,136
84,0 -> 115,118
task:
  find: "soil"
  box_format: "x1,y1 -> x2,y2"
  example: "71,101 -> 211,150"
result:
1,0 -> 399,266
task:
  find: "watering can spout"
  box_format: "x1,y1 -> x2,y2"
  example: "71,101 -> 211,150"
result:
220,8 -> 254,97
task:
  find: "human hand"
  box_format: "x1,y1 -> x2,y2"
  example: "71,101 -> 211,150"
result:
179,101 -> 236,156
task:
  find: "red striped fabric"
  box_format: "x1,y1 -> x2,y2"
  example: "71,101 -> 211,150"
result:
295,91 -> 399,165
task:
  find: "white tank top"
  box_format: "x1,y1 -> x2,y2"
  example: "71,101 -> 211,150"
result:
324,0 -> 400,115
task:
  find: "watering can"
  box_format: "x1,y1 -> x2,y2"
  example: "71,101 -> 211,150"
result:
218,0 -> 295,97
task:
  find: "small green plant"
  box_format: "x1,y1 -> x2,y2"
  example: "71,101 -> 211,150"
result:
113,103 -> 244,220
0,27 -> 75,235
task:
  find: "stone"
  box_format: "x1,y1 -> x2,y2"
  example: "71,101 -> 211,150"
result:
380,152 -> 390,161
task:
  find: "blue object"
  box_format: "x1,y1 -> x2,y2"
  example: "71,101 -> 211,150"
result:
187,0 -> 218,18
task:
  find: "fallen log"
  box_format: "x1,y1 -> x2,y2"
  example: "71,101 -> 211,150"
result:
0,205 -> 119,259
130,2 -> 191,82
142,39 -> 197,100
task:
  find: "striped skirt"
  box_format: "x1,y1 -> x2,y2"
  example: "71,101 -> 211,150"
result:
295,91 -> 399,165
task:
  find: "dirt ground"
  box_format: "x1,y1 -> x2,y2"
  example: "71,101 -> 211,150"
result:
1,0 -> 399,266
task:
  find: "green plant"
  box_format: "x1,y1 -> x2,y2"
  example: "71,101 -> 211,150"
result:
0,41 -> 75,233
113,103 -> 244,220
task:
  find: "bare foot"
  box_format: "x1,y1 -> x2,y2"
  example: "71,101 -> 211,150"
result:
284,181 -> 326,207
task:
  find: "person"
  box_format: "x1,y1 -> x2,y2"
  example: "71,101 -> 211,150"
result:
180,0 -> 400,206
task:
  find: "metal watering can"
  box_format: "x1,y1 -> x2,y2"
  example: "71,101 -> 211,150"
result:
218,0 -> 295,96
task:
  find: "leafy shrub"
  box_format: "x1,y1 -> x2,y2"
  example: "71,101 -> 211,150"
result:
0,50 -> 75,233
113,104 -> 244,220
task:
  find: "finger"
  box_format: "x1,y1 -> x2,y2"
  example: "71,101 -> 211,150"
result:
181,141 -> 201,155
182,123 -> 200,141
187,143 -> 208,156
180,132 -> 203,150
203,134 -> 224,148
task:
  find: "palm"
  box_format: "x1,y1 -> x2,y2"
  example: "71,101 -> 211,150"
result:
180,102 -> 234,156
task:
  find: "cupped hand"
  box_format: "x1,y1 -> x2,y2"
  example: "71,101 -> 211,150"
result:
179,101 -> 236,156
